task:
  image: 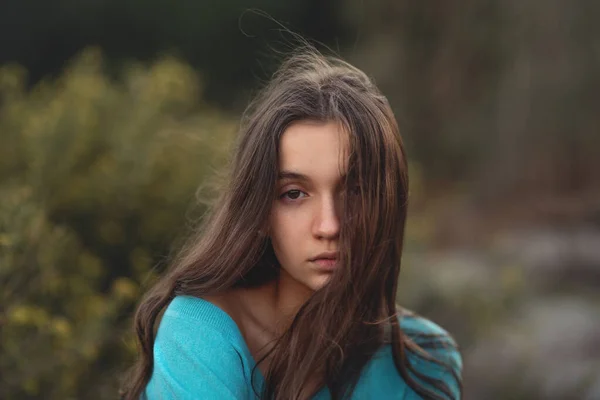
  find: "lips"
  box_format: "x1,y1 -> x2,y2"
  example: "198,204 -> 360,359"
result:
310,251 -> 339,262
310,251 -> 339,271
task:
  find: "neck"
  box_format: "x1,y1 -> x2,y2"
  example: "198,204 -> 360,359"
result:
240,269 -> 313,337
271,270 -> 313,331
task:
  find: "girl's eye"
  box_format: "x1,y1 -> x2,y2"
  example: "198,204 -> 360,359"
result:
281,189 -> 307,201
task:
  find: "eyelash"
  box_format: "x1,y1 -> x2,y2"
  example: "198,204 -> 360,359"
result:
279,186 -> 360,203
280,189 -> 308,202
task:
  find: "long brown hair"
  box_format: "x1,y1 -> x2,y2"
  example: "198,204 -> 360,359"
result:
122,47 -> 461,400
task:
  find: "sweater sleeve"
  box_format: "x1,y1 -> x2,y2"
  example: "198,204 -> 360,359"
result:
144,311 -> 250,400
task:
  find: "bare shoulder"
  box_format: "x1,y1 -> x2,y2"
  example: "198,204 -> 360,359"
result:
201,292 -> 239,317
202,288 -> 263,323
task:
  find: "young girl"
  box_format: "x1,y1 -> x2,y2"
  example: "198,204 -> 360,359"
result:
122,49 -> 462,400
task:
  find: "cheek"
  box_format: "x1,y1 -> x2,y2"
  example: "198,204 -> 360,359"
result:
269,207 -> 309,259
270,205 -> 305,235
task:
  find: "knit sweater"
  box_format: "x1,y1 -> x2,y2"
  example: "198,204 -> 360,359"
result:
144,296 -> 462,399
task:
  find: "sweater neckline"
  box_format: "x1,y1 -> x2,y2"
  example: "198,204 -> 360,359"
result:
173,295 -> 329,398
186,296 -> 267,387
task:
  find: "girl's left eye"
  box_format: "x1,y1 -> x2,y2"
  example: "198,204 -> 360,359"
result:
280,189 -> 307,201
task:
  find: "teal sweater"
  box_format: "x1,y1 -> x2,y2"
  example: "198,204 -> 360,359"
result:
144,296 -> 462,399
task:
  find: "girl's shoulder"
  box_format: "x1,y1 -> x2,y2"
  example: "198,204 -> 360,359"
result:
357,309 -> 462,399
399,309 -> 462,399
398,308 -> 460,349
160,295 -> 246,346
146,295 -> 256,399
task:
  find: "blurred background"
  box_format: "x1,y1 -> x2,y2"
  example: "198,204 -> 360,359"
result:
1,1 -> 599,399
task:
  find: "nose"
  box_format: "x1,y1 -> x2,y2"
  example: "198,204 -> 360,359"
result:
313,194 -> 340,240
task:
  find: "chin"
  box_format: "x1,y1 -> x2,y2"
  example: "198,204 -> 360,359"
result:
309,273 -> 333,291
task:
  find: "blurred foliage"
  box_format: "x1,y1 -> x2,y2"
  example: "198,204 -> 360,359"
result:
0,50 -> 236,399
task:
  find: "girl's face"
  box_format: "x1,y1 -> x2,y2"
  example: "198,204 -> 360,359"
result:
269,120 -> 348,292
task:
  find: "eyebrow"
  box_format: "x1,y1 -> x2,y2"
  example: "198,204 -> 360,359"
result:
278,170 -> 310,181
278,170 -> 348,182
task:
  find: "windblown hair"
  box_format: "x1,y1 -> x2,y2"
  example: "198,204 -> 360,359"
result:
122,47 -> 461,400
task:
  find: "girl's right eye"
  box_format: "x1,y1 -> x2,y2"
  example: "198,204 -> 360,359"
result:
280,189 -> 307,201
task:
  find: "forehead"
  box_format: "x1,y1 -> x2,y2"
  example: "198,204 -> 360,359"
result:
278,120 -> 349,181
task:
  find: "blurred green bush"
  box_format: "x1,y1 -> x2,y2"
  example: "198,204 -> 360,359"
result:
0,48 -> 236,399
